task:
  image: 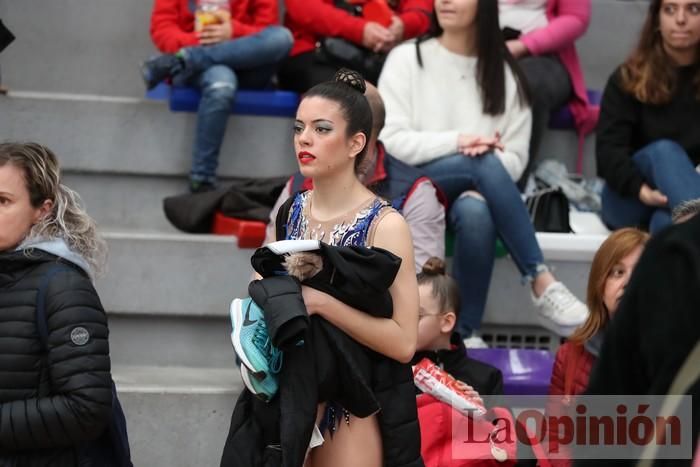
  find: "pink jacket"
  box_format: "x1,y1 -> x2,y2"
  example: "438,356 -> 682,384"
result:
519,0 -> 599,169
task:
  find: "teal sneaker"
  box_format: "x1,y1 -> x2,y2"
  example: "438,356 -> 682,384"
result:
230,297 -> 283,380
240,364 -> 278,402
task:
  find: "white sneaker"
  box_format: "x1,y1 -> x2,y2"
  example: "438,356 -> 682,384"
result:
463,335 -> 489,349
531,281 -> 588,337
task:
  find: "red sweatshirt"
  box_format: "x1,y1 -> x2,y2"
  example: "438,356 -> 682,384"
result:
546,342 -> 597,467
150,0 -> 279,53
284,0 -> 433,57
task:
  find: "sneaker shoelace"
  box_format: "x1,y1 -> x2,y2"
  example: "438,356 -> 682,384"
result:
251,321 -> 283,374
543,285 -> 579,316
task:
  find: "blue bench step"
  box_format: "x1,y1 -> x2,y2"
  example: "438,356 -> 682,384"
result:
146,83 -> 601,130
146,83 -> 300,118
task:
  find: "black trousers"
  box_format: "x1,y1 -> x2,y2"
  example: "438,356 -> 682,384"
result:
278,51 -> 338,94
517,55 -> 573,187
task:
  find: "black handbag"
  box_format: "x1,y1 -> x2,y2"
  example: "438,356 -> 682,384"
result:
525,186 -> 572,233
0,20 -> 15,53
314,0 -> 387,83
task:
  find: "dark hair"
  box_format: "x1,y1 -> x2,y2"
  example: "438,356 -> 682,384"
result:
415,0 -> 529,115
417,257 -> 460,315
303,69 -> 374,170
620,0 -> 700,104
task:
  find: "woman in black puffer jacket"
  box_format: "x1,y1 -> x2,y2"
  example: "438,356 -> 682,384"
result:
0,142 -> 114,466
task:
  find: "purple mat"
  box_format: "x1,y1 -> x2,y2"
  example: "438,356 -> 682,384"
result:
548,89 -> 602,130
468,348 -> 555,396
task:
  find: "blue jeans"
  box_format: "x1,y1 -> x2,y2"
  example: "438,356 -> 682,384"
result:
420,153 -> 547,336
182,26 -> 293,183
602,140 -> 700,234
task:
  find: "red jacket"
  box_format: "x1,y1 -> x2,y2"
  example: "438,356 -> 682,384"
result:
284,0 -> 433,57
549,342 -> 595,397
150,0 -> 279,53
546,342 -> 596,467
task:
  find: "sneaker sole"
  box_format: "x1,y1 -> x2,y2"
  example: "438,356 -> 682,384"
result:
240,365 -> 270,403
230,298 -> 267,380
536,314 -> 580,338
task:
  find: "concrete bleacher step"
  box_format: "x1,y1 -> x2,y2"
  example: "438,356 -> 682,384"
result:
482,232 -> 605,327
100,229 -> 605,368
539,129 -> 597,178
100,231 -> 245,368
2,93 -> 297,232
63,173 -> 195,232
113,365 -> 241,467
100,230 -> 604,322
108,311 -> 233,368
1,94 -> 297,179
98,231 -> 248,316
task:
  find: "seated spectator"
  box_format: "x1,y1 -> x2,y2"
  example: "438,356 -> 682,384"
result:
577,215 -> 700,467
378,0 -> 588,347
0,143 -> 116,465
265,81 -> 445,271
142,0 -> 293,193
498,0 -> 598,181
546,227 -> 649,466
278,0 -> 433,92
412,257 -> 503,397
596,0 -> 700,233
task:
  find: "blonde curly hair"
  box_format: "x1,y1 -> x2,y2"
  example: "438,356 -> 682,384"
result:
0,142 -> 107,276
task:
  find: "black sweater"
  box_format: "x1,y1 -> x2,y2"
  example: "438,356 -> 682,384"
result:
411,333 -> 503,397
0,249 -> 112,467
596,64 -> 700,198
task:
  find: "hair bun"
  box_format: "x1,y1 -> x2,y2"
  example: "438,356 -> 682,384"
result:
421,257 -> 446,276
334,68 -> 367,94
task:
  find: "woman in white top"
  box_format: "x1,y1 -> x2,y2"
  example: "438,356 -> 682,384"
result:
378,0 -> 588,345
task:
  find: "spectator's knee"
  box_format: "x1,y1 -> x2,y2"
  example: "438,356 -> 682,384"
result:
202,66 -> 237,101
449,192 -> 493,231
262,26 -> 294,61
476,151 -> 509,174
647,139 -> 687,160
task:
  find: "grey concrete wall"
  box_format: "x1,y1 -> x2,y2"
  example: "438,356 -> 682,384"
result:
109,315 -> 233,367
0,0 -> 156,96
578,0 -> 649,89
98,232 -> 247,316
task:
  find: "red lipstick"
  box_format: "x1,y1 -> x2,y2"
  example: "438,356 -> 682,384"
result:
298,151 -> 316,165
